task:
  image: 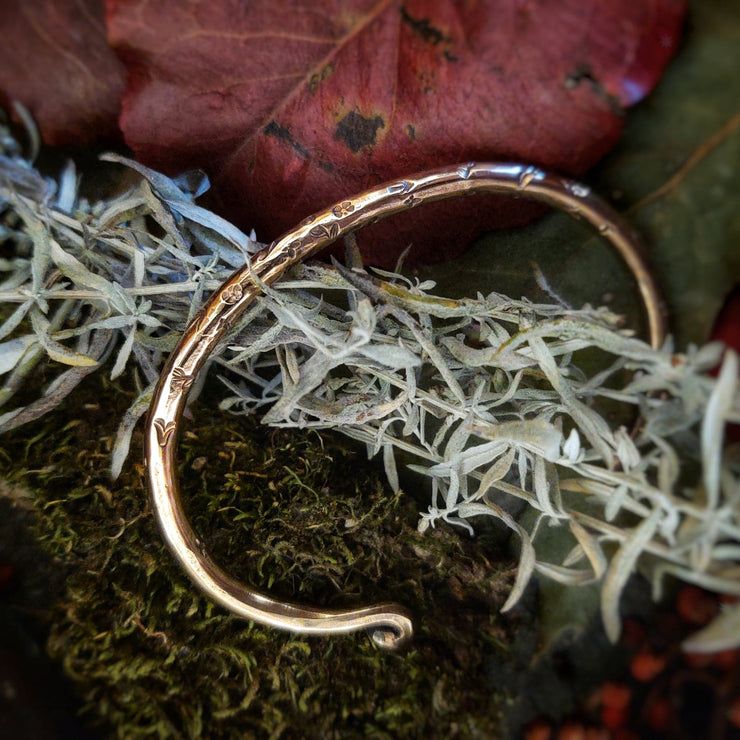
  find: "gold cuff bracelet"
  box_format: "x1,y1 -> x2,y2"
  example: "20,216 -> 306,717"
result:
145,162 -> 666,650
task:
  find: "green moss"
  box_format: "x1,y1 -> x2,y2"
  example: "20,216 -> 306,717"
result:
0,374 -> 522,739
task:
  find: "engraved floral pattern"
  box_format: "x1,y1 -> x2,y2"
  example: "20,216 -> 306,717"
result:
221,283 -> 244,304
331,200 -> 355,218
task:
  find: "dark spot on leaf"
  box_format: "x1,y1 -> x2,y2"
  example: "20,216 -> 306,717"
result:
563,63 -> 596,90
406,124 -> 416,140
334,111 -> 385,153
400,6 -> 458,61
564,64 -> 624,115
264,120 -> 309,158
317,159 -> 336,173
401,6 -> 447,46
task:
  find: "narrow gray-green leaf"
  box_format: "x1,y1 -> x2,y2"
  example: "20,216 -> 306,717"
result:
702,350 -> 737,508
602,507 -> 662,642
112,385 -> 154,479
0,335 -> 36,374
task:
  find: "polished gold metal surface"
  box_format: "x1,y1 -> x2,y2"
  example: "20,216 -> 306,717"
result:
145,162 -> 667,650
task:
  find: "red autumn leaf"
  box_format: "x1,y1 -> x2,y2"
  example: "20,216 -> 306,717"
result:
0,1 -> 684,266
0,0 -> 125,146
107,0 -> 685,266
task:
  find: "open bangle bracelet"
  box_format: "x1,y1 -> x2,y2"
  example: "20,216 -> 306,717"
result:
145,162 -> 667,650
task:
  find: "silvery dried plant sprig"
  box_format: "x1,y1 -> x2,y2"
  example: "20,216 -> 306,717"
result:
218,258 -> 740,649
1,114 -> 739,651
0,114 -> 260,474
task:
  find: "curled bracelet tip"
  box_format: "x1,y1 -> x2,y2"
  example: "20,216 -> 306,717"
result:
368,607 -> 414,650
371,627 -> 411,651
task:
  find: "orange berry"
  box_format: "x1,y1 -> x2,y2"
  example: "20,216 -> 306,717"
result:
631,649 -> 667,682
676,586 -> 719,626
601,705 -> 627,731
601,682 -> 632,710
524,717 -> 552,740
557,721 -> 586,740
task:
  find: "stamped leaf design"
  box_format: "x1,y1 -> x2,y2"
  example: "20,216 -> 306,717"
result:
153,418 -> 176,447
170,367 -> 194,393
308,223 -> 341,240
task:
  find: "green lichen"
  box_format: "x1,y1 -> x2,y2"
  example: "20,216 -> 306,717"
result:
0,374 -> 520,738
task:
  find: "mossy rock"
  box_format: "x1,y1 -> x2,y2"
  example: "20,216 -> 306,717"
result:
0,374 -> 524,739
